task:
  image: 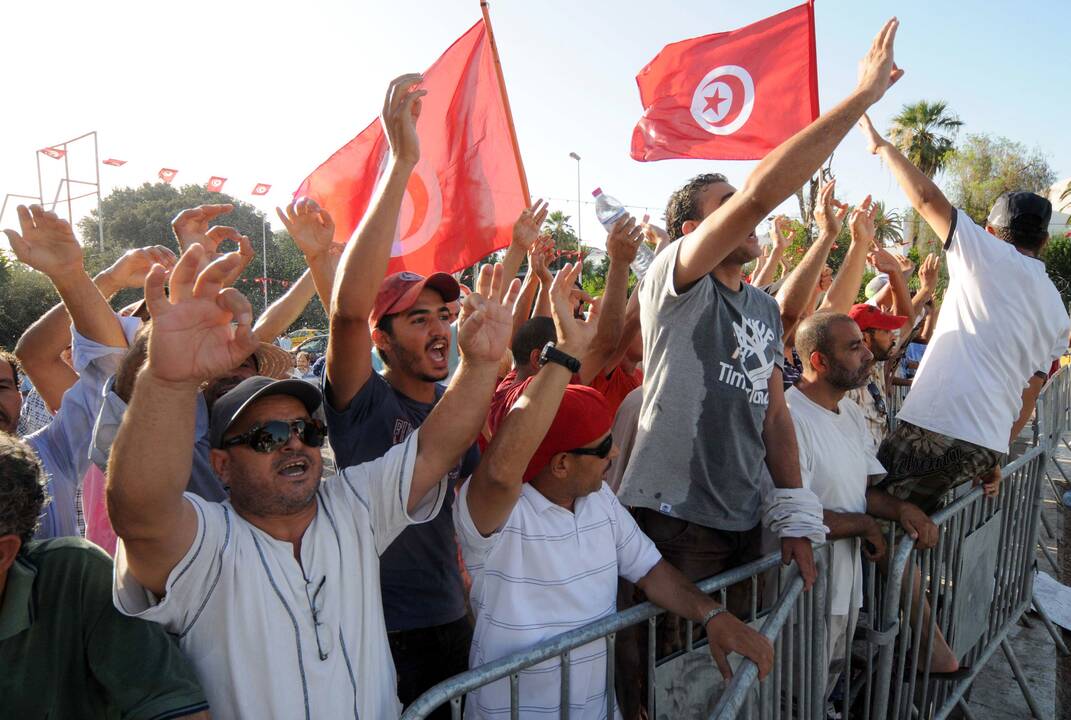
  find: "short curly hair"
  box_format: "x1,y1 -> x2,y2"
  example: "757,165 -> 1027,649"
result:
664,173 -> 730,241
0,432 -> 48,546
0,349 -> 20,387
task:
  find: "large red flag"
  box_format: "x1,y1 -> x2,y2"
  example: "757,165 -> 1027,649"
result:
295,20 -> 528,276
631,1 -> 818,162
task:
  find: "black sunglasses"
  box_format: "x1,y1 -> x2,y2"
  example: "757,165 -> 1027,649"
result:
222,418 -> 327,453
567,433 -> 614,459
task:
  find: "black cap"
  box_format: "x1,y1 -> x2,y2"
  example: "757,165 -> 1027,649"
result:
209,376 -> 323,449
987,192 -> 1052,235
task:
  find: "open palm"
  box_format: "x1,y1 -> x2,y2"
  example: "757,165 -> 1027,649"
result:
3,205 -> 83,278
458,263 -> 521,363
145,245 -> 258,385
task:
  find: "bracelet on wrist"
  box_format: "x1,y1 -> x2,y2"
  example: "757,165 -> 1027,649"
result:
701,606 -> 726,629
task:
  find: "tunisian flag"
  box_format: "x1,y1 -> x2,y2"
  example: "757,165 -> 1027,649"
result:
294,20 -> 528,276
631,1 -> 818,162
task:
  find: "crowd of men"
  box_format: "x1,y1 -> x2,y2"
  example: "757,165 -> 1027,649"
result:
2,16 -> 1069,720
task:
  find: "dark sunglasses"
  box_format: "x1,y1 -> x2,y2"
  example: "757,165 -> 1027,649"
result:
567,433 -> 614,459
222,418 -> 327,453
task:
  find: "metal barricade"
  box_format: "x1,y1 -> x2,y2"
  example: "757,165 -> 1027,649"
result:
403,547 -> 832,720
407,365 -> 1071,719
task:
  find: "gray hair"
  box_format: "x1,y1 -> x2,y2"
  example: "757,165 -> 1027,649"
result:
0,432 -> 48,545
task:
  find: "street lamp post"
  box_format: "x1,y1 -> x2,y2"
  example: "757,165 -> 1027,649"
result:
568,151 -> 581,281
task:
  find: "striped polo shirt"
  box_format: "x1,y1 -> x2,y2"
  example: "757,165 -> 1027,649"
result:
113,430 -> 445,720
456,482 -> 661,719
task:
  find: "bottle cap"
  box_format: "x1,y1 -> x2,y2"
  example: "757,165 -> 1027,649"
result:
591,187 -> 603,197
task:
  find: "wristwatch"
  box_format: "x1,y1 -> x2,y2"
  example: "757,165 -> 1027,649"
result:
539,341 -> 581,374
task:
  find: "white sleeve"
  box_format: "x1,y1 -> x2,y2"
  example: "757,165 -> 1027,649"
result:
112,494 -> 229,635
91,377 -> 126,471
789,414 -> 816,493
640,237 -> 711,308
945,209 -> 1000,273
453,480 -> 504,570
335,429 -> 447,556
605,486 -> 662,583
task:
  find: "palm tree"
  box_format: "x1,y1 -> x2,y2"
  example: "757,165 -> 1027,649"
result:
871,201 -> 904,247
888,101 -> 963,246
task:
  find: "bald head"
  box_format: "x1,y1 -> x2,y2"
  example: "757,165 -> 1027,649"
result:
796,311 -> 874,391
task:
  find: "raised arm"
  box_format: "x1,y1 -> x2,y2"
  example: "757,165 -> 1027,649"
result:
274,197 -> 341,320
822,198 -> 876,313
171,204 -> 255,288
910,254 -> 940,317
673,19 -> 903,290
107,246 -> 259,596
252,270 -> 316,343
500,200 -> 548,286
408,264 -> 521,513
577,215 -> 642,384
858,114 -> 954,241
777,182 -> 847,335
15,245 -> 175,411
752,216 -> 793,287
465,263 -> 596,534
4,205 -> 128,349
869,247 -> 914,325
327,73 -> 425,410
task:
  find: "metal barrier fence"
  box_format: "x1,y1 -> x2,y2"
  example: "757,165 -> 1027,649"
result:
406,366 -> 1071,719
403,546 -> 832,720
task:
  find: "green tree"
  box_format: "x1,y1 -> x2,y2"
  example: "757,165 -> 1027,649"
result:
0,249 -> 61,350
944,134 -> 1057,226
1043,232 -> 1071,306
888,100 -> 963,246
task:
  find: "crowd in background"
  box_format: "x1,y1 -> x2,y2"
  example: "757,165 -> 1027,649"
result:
1,17 -> 1069,720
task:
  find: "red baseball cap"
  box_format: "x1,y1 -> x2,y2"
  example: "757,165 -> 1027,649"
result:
371,271 -> 460,327
523,385 -> 613,482
849,303 -> 908,332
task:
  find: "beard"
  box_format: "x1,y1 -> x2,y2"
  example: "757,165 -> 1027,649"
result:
226,453 -> 322,517
388,339 -> 449,383
826,360 -> 873,391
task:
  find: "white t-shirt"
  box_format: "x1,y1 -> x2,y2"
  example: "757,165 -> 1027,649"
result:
898,210 -> 1070,453
113,431 -> 445,720
455,482 -> 661,720
786,387 -> 886,615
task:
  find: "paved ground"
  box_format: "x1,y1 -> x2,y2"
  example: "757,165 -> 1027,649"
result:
963,437 -> 1067,720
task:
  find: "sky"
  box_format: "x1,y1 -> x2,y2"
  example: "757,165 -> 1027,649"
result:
2,0 -> 1069,253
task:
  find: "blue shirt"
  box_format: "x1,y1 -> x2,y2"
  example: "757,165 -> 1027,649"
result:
26,316 -> 141,539
324,372 -> 478,632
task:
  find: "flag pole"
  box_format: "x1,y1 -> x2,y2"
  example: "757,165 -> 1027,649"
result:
480,0 -> 531,207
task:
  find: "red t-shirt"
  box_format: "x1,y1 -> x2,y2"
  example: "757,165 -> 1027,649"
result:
480,368 -> 582,449
591,365 -> 643,417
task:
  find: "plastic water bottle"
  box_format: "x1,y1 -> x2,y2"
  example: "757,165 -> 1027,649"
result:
593,187 -> 655,280
593,187 -> 627,231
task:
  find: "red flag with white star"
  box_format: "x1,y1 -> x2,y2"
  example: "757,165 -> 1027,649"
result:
159,168 -> 178,184
294,19 -> 528,276
40,147 -> 65,160
206,176 -> 227,192
631,1 -> 818,162
252,183 -> 271,196
103,158 -> 126,166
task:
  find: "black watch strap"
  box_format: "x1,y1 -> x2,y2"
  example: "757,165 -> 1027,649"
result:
539,341 -> 581,374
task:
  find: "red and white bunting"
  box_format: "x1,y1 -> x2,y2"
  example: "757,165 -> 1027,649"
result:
39,147 -> 65,159
206,176 -> 227,192
158,168 -> 178,184
102,158 -> 126,166
252,183 -> 271,196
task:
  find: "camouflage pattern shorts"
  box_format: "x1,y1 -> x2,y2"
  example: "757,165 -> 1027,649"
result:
875,421 -> 1004,515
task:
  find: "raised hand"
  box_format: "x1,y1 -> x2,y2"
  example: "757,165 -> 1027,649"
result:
529,235 -> 555,284
457,263 -> 522,364
706,612 -> 774,681
512,199 -> 549,253
641,213 -> 671,254
917,253 -> 940,293
276,197 -> 336,261
858,114 -> 892,156
3,204 -> 84,278
171,204 -> 234,253
772,215 -> 795,250
813,180 -> 849,239
867,246 -> 903,276
818,265 -> 834,292
856,18 -> 904,104
848,195 -> 877,247
101,245 -> 178,289
606,214 -> 644,265
549,263 -> 598,357
383,73 -> 426,167
144,244 -> 258,387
